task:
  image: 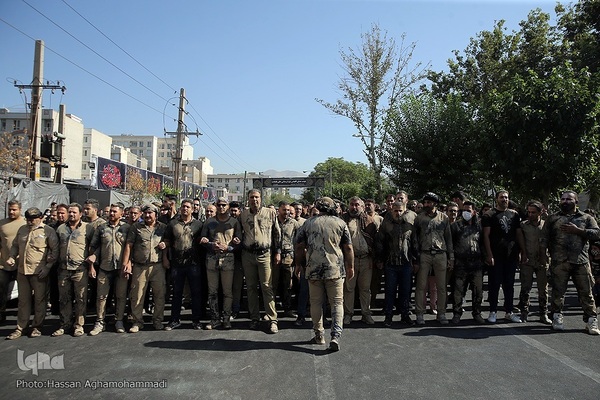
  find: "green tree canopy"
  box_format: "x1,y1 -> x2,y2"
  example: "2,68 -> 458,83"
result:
301,157 -> 393,204
428,6 -> 600,203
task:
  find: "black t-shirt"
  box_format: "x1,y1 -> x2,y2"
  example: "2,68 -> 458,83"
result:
482,208 -> 521,261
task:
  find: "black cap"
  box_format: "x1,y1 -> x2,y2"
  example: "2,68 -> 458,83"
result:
422,192 -> 439,203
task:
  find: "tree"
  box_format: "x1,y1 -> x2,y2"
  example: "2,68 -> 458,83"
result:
381,93 -> 488,201
428,8 -> 600,204
317,23 -> 428,200
123,168 -> 164,206
0,131 -> 29,181
301,157 -> 393,204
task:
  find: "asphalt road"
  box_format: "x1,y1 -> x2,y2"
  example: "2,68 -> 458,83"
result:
1,279 -> 599,400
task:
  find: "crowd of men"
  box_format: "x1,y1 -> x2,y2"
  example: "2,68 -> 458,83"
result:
1,188 -> 599,352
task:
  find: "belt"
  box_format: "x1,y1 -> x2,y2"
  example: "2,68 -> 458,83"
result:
423,249 -> 446,255
243,248 -> 270,255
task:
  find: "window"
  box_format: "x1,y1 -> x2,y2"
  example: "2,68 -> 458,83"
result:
13,120 -> 20,129
159,144 -> 164,149
1,120 -> 5,130
167,144 -> 172,149
159,152 -> 164,157
82,163 -> 87,170
44,120 -> 51,132
83,150 -> 88,156
83,136 -> 88,143
147,141 -> 152,147
218,178 -> 223,183
209,178 -> 214,183
225,178 -> 230,183
139,141 -> 144,147
130,141 -> 137,147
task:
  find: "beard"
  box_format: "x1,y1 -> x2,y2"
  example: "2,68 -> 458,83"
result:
560,203 -> 575,213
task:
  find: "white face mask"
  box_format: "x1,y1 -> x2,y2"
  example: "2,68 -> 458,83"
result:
462,211 -> 473,221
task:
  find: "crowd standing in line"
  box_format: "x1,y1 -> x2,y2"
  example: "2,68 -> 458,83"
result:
2,188 -> 600,352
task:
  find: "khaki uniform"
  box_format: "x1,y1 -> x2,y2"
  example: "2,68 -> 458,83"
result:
11,223 -> 58,331
201,216 -> 241,319
295,214 -> 352,338
412,211 -> 454,316
272,217 -> 299,312
342,213 -> 377,318
56,221 -> 93,330
540,210 -> 600,320
240,206 -> 281,322
450,218 -> 484,317
0,217 -> 26,312
518,220 -> 549,315
126,221 -> 167,328
89,221 -> 130,323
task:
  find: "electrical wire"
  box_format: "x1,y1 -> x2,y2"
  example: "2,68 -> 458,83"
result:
0,16 -> 177,119
21,0 -> 172,104
60,0 -> 179,95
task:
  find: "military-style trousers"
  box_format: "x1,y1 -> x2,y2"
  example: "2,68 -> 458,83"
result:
343,255 -> 372,317
310,278 -> 344,339
130,262 -> 166,327
96,269 -> 128,323
518,263 -> 549,314
415,252 -> 447,315
16,272 -> 47,330
242,250 -> 277,322
551,261 -> 597,321
58,268 -> 88,330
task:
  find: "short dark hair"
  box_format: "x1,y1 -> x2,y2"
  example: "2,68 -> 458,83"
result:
68,202 -> 83,212
110,202 -> 125,210
278,201 -> 289,207
84,198 -> 100,210
7,200 -> 21,209
229,201 -> 241,209
526,200 -> 543,212
451,190 -> 466,201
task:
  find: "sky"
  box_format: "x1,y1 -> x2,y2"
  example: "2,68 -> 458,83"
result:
0,0 -> 559,176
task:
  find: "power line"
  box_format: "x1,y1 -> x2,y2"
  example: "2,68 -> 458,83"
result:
60,0 -> 179,95
21,0 -> 173,104
186,102 -> 260,172
0,16 -> 176,119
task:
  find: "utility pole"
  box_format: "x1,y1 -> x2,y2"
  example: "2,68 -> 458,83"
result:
166,88 -> 186,197
54,104 -> 66,184
14,40 -> 65,181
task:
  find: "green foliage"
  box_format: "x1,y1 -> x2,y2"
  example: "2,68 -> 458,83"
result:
316,23 -> 428,199
301,157 -> 389,204
267,192 -> 296,207
427,5 -> 600,204
381,93 -> 489,201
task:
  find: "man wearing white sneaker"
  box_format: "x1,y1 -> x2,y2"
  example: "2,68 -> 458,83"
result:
87,203 -> 131,335
518,201 -> 551,324
482,191 -> 527,324
540,191 -> 600,335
